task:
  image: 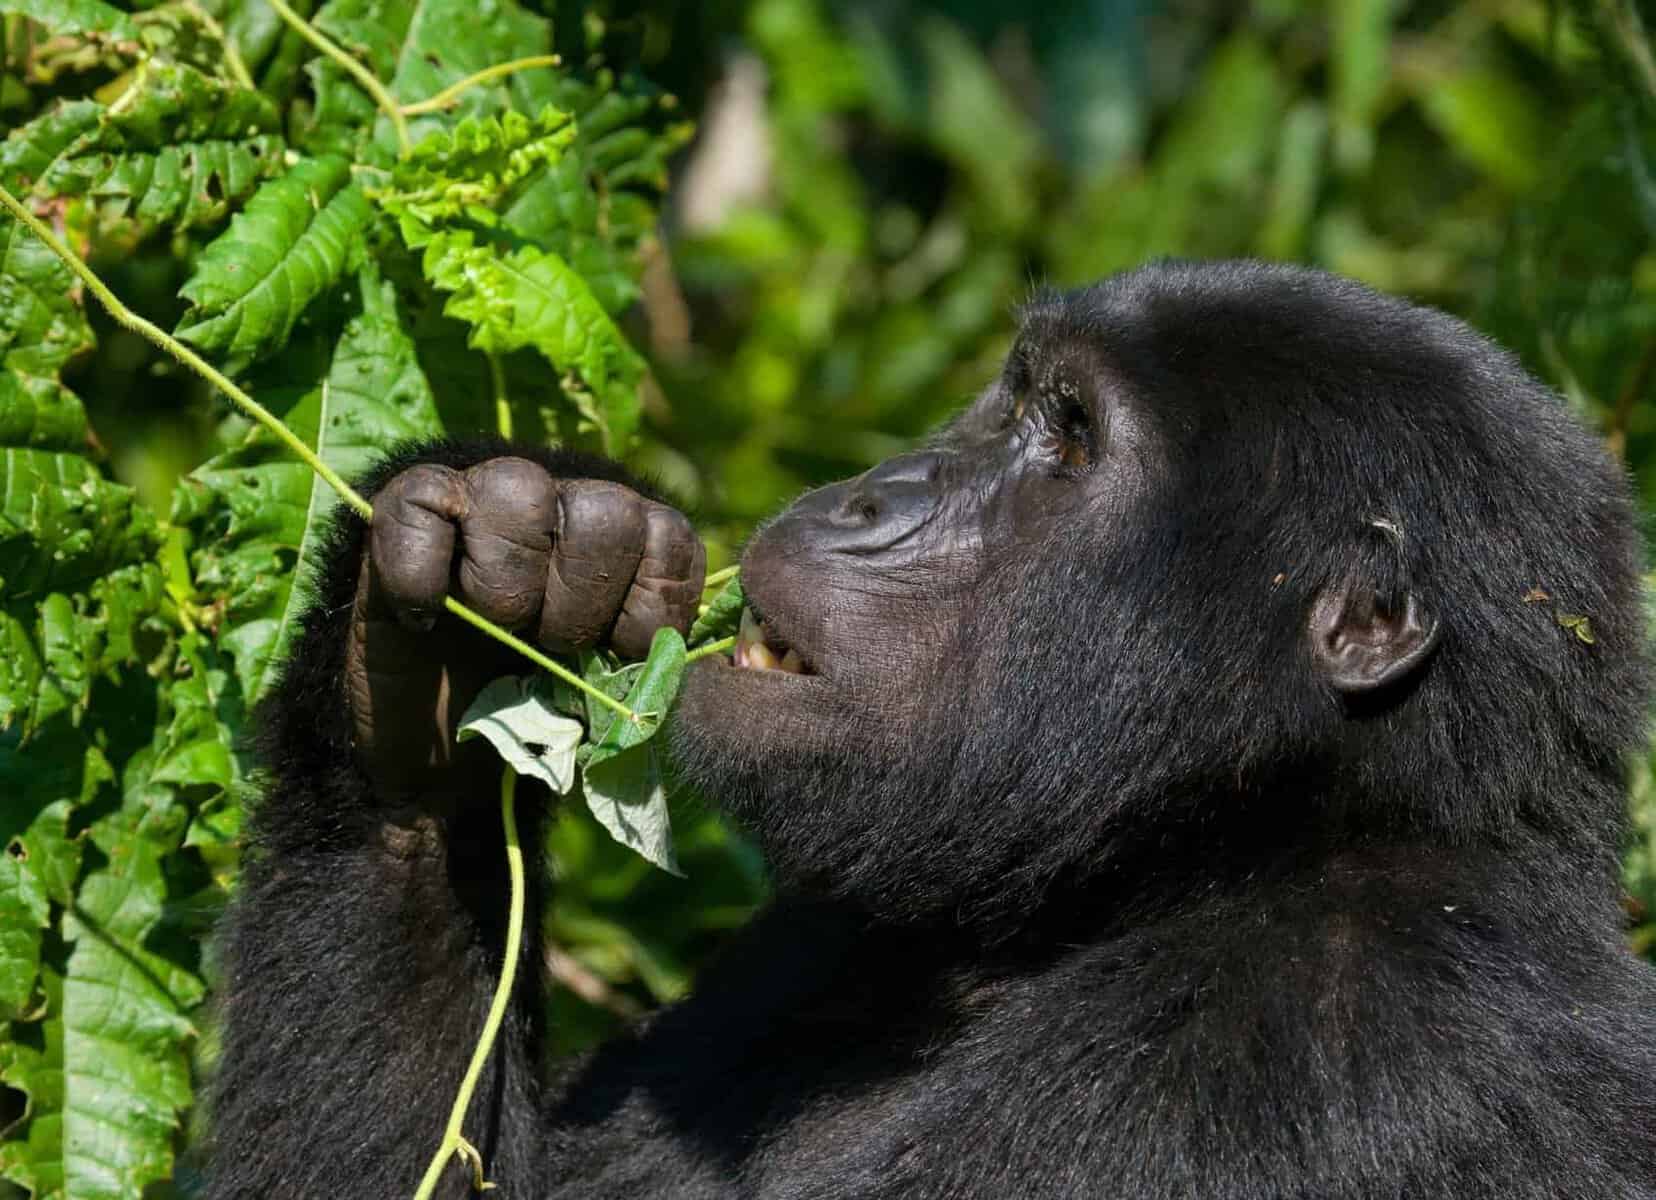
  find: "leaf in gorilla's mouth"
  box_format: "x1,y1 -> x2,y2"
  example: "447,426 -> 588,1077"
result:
735,606 -> 811,674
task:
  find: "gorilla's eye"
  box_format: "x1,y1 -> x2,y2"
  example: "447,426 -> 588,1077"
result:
1046,402 -> 1095,471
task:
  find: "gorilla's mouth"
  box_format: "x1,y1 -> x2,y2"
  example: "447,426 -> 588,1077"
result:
734,605 -> 813,675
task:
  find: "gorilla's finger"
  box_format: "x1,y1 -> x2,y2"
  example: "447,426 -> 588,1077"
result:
537,481 -> 647,653
370,463 -> 467,631
611,503 -> 707,659
455,457 -> 559,630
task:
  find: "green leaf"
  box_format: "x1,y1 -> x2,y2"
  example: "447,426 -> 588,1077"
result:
0,968 -> 67,1197
457,675 -> 584,794
312,0 -> 553,152
413,229 -> 646,452
175,265 -> 444,702
42,63 -> 284,236
56,765 -> 204,1200
690,576 -> 744,646
581,742 -> 679,876
0,266 -> 162,733
380,108 -> 575,230
1,106 -> 100,388
585,626 -> 686,769
0,0 -> 136,39
175,155 -> 374,368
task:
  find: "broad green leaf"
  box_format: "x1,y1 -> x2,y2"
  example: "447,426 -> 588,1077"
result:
175,266 -> 443,703
257,262 -> 443,696
458,676 -> 584,794
1,104 -> 100,390
0,211 -> 162,734
690,576 -> 744,646
0,0 -> 135,38
413,229 -> 646,452
56,761 -> 203,1200
0,725 -> 107,907
175,155 -> 373,367
582,742 -> 680,876
312,0 -> 553,152
585,626 -> 686,769
0,968 -> 67,1197
42,63 -> 284,235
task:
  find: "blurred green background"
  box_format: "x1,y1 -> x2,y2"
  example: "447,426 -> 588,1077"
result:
37,0 -> 1656,1039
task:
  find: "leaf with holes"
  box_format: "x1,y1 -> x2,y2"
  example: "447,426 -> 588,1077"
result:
174,156 -> 373,369
42,63 -> 284,236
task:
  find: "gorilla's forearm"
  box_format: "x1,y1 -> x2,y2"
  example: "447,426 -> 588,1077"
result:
203,439 -> 654,1198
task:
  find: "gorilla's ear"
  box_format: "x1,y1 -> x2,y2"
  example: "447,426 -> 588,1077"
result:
1308,580 -> 1441,695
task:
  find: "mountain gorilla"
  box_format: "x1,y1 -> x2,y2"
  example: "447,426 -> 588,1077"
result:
206,261 -> 1656,1198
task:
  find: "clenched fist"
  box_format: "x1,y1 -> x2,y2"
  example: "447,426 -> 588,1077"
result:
346,456 -> 705,800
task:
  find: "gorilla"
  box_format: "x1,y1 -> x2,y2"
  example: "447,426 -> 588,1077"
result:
205,261 -> 1656,1198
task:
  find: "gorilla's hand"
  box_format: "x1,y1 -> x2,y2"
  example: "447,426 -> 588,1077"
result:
346,456 -> 705,801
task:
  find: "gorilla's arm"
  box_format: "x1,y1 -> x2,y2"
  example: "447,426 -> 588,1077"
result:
203,441 -> 701,1200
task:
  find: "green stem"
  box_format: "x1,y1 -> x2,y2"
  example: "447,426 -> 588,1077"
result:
442,596 -> 637,723
0,180 -> 641,725
265,0 -> 411,158
410,766 -> 526,1200
489,353 -> 512,441
181,0 -> 255,90
0,182 -> 373,521
685,635 -> 735,664
702,564 -> 740,591
400,54 -> 562,116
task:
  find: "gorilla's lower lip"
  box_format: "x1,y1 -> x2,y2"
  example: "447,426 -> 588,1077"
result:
735,606 -> 811,674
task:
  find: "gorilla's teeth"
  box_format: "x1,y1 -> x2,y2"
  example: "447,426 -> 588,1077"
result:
746,641 -> 780,671
780,649 -> 803,673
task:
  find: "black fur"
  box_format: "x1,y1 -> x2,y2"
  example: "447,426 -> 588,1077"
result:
206,263 -> 1656,1198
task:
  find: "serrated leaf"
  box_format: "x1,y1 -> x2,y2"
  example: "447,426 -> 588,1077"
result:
0,967 -> 67,1197
581,742 -> 680,875
313,0 -> 552,152
0,319 -> 162,733
55,765 -> 203,1200
0,0 -> 136,39
175,156 -> 373,367
2,106 -> 100,387
42,63 -> 284,235
175,265 -> 444,702
0,728 -> 107,1022
378,108 -> 574,231
415,229 -> 645,452
500,76 -> 689,315
458,676 -> 584,794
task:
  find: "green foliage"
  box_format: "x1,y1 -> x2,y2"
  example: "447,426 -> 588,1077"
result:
460,624 -> 690,874
4,0 -> 1656,1192
0,0 -> 699,1191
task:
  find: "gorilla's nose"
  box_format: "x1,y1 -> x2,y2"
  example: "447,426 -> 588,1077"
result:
785,450 -> 948,555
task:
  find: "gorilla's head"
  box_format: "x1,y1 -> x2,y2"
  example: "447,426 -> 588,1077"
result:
674,261 -> 1650,928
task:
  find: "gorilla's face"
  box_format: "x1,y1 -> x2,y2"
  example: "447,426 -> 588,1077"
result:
672,262 -> 1647,922
686,330 -> 1146,742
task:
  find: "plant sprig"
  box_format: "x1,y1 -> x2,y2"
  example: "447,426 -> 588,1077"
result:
0,180 -> 643,727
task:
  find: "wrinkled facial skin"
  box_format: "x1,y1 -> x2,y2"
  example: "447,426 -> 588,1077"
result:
681,331 -> 1142,746
672,323 -> 1153,907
